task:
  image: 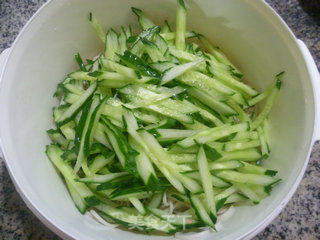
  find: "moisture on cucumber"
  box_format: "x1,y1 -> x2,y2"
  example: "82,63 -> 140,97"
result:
46,0 -> 283,235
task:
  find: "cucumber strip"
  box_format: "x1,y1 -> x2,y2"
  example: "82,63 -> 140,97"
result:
250,80 -> 281,130
100,58 -> 138,79
105,30 -> 119,60
223,139 -> 261,152
232,131 -> 259,141
168,144 -> 198,154
214,186 -> 237,202
238,162 -> 278,176
129,136 -> 159,188
131,7 -> 156,30
98,71 -> 130,82
77,172 -> 128,184
157,129 -> 199,142
89,142 -> 112,155
123,108 -> 159,187
139,133 -> 201,193
155,34 -> 169,54
177,122 -> 248,148
183,120 -> 209,131
64,82 -> 84,95
225,193 -> 248,204
183,171 -> 230,188
179,71 -> 235,96
130,27 -> 160,55
90,59 -> 100,72
144,118 -> 176,130
263,119 -> 271,153
233,182 -> 261,204
187,88 -> 236,116
209,67 -> 258,97
123,121 -> 185,193
147,207 -> 201,229
122,87 -> 185,109
148,192 -> 163,208
121,84 -> 185,98
99,79 -> 132,88
60,121 -> 76,140
125,25 -> 132,38
53,105 -> 69,122
144,43 -> 167,62
227,99 -> 250,122
209,160 -> 244,170
47,129 -> 69,149
98,73 -> 131,88
46,145 -> 99,207
102,104 -> 123,122
188,194 -> 215,228
162,20 -> 172,33
156,98 -> 197,114
151,61 -> 177,72
168,46 -> 203,63
117,206 -> 139,215
178,164 -> 195,172
63,92 -> 80,104
185,43 -> 194,54
136,149 -> 159,186
129,197 -> 147,215
147,104 -> 194,124
69,71 -> 96,81
89,154 -> 115,174
65,178 -> 87,214
74,95 -> 100,174
93,122 -> 112,149
61,148 -> 77,163
197,34 -> 238,69
56,82 -> 97,126
197,146 -> 217,222
89,12 -> 105,43
169,153 -> 196,164
175,0 -> 187,50
95,204 -> 177,233
95,175 -> 134,191
215,170 -> 279,186
170,192 -> 189,203
84,96 -> 106,157
160,31 -> 196,41
248,89 -> 271,106
257,126 -> 268,156
97,167 -> 110,175
250,184 -> 270,198
181,100 -> 223,127
118,50 -> 160,78
161,60 -> 203,85
119,27 -> 128,55
133,109 -> 162,124
100,116 -> 139,176
110,188 -> 153,201
139,130 -> 202,194
216,148 -> 261,162
205,142 -> 224,151
168,47 -> 231,75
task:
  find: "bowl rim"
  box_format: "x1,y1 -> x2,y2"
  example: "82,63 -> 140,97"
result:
0,0 -> 316,239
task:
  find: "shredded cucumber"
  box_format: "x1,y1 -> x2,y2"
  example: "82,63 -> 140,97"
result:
46,0 -> 283,234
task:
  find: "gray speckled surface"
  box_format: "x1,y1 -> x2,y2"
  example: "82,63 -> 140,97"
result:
0,0 -> 319,239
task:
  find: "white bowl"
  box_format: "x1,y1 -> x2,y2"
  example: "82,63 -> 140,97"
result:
0,0 -> 319,239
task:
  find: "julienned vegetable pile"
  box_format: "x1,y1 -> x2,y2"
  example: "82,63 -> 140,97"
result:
46,0 -> 284,234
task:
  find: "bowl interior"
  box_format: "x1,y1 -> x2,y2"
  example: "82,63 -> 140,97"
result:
0,0 -> 314,239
